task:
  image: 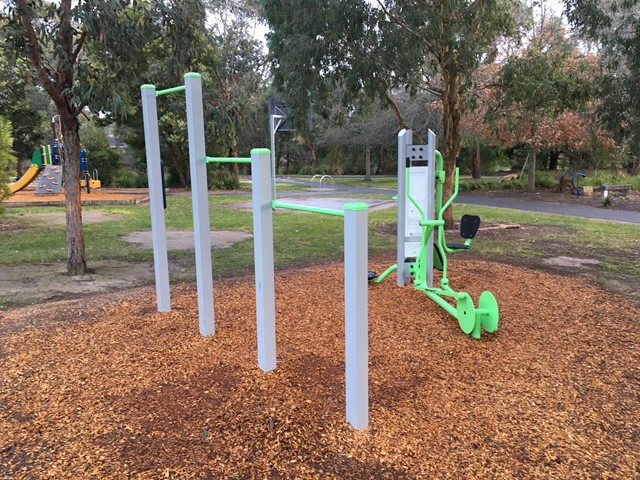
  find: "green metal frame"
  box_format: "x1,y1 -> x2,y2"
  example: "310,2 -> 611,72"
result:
377,150 -> 499,339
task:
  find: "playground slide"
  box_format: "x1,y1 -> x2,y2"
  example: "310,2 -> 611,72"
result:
9,164 -> 41,194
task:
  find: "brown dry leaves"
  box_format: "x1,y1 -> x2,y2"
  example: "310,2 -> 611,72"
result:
1,260 -> 639,479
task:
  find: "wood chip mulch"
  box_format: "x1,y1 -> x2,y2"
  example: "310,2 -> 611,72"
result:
1,260 -> 638,479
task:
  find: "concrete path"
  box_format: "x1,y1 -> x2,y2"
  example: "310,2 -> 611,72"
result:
273,178 -> 640,224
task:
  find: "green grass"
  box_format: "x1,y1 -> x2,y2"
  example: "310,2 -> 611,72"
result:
1,196 -> 639,281
455,204 -> 640,275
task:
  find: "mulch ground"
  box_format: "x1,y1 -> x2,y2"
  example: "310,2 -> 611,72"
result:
1,260 -> 639,479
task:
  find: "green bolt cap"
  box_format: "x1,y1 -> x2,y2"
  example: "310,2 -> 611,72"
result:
141,84 -> 155,89
250,148 -> 271,155
184,72 -> 202,78
343,202 -> 369,211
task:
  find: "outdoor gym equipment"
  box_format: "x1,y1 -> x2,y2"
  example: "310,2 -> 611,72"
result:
142,73 -> 369,429
375,129 -> 499,339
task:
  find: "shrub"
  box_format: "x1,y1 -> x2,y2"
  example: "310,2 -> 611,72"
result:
207,169 -> 239,190
535,172 -> 559,189
111,169 -> 149,188
298,166 -> 324,176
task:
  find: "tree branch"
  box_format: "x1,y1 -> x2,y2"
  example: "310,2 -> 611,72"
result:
71,32 -> 87,63
17,0 -> 68,112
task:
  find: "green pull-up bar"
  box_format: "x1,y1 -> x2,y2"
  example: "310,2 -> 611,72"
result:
155,85 -> 186,97
272,200 -> 345,217
205,157 -> 252,164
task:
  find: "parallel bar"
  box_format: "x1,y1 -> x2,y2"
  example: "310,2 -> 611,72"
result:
156,85 -> 186,97
272,200 -> 344,217
251,149 -> 277,372
184,73 -> 215,336
140,84 -> 170,312
205,156 -> 251,164
344,202 -> 369,430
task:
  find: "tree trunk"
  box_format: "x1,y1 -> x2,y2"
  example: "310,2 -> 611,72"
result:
229,128 -> 239,177
527,145 -> 536,193
471,137 -> 481,179
364,145 -> 371,181
229,144 -> 239,178
548,148 -> 560,171
442,71 -> 462,229
60,116 -> 87,275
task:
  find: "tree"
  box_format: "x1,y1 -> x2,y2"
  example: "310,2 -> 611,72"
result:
3,0 -> 205,274
0,49 -> 49,175
0,117 -> 16,204
565,0 -> 640,172
488,18 -> 594,191
203,0 -> 268,176
79,122 -> 121,187
262,0 -> 516,227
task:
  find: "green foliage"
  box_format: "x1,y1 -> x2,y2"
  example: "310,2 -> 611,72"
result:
459,178 -> 525,191
535,172 -> 559,189
0,117 -> 16,206
0,52 -> 49,165
298,166 -> 325,176
207,168 -> 240,190
565,0 -> 640,148
79,123 -> 121,186
582,173 -> 640,190
111,169 -> 149,189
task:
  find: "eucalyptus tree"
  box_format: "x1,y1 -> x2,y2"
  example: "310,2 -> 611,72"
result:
203,0 -> 268,176
262,0 -> 516,226
3,0 -> 205,274
565,0 -> 640,172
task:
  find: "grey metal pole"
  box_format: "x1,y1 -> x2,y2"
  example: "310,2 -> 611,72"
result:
269,115 -> 276,201
140,85 -> 170,312
251,148 -> 277,372
184,73 -> 215,336
425,129 -> 436,288
397,129 -> 410,286
344,202 -> 369,430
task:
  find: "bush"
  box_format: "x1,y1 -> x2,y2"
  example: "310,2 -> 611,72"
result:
207,169 -> 239,190
535,172 -> 559,189
582,172 -> 640,190
111,169 -> 149,188
298,166 -> 324,176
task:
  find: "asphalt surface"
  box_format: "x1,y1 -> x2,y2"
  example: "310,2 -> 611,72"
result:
275,177 -> 640,224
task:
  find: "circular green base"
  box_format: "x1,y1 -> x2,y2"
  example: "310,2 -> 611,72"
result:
478,291 -> 499,332
456,293 -> 475,334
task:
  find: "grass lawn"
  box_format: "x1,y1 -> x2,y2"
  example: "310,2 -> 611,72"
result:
1,194 -> 638,286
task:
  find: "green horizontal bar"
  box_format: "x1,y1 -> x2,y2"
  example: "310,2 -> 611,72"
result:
155,85 -> 186,97
205,156 -> 252,164
425,291 -> 457,318
272,201 -> 344,217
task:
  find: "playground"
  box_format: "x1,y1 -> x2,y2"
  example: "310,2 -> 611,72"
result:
2,73 -> 639,477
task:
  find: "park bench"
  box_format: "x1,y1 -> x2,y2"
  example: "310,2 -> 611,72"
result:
594,184 -> 633,196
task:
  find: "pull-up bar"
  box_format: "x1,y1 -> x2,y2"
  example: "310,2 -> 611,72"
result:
205,156 -> 252,164
155,85 -> 186,97
272,200 -> 345,217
